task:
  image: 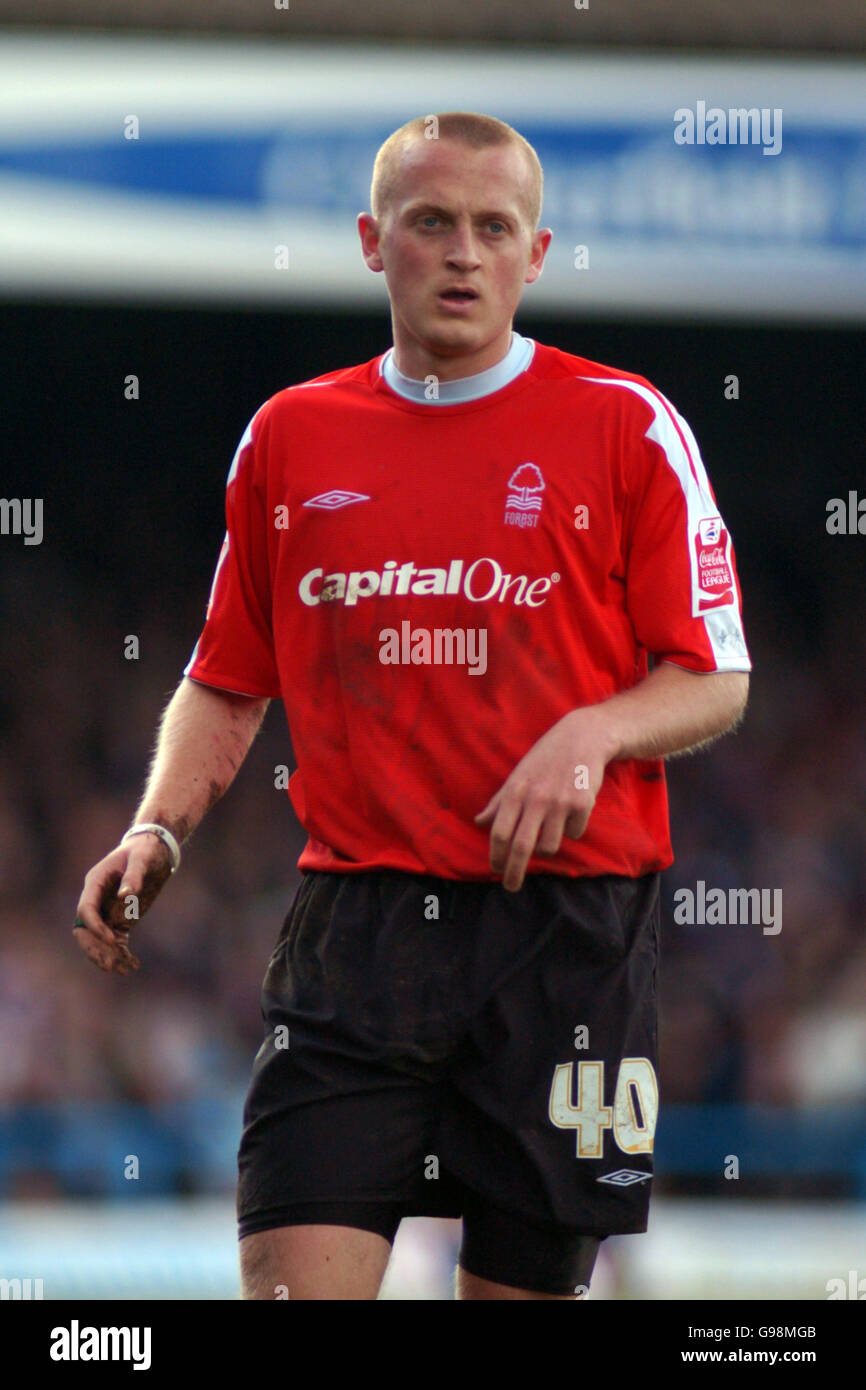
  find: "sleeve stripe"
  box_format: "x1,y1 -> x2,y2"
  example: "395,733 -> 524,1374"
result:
226,416 -> 255,487
578,375 -> 751,671
578,375 -> 712,503
645,388 -> 702,489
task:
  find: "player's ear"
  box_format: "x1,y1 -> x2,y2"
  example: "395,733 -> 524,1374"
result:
358,213 -> 385,273
525,227 -> 553,285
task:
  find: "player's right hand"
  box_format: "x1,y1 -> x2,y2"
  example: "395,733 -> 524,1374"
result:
73,835 -> 174,976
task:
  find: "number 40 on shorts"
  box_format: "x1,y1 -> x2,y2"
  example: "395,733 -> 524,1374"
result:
548,1058 -> 658,1157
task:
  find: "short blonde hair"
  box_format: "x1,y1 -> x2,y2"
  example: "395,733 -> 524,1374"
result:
370,111 -> 543,230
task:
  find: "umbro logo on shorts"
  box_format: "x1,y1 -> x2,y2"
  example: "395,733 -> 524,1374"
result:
303,491 -> 371,510
596,1169 -> 651,1186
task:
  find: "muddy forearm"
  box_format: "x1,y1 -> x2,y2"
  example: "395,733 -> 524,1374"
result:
131,675 -> 271,846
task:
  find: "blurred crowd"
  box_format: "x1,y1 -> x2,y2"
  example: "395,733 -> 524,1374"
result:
1,552 -> 865,1195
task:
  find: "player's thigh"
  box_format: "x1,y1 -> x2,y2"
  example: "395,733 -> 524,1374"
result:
240,1223 -> 392,1301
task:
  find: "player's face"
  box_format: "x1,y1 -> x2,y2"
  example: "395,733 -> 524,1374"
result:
359,139 -> 551,380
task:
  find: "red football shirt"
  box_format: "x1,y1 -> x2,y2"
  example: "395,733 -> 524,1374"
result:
184,338 -> 751,880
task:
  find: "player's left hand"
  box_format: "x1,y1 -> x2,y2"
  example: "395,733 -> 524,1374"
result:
474,708 -> 613,892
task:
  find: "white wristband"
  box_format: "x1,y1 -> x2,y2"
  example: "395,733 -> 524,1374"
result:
121,823 -> 181,873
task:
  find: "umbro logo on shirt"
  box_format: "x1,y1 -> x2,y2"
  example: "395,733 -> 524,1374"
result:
596,1169 -> 651,1187
303,491 -> 371,510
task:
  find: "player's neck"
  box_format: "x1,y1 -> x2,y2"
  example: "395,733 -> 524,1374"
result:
390,328 -> 515,383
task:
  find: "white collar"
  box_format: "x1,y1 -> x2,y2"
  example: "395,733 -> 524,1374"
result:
380,332 -> 534,404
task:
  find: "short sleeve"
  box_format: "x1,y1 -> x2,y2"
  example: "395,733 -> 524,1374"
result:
620,381 -> 752,673
183,405 -> 282,698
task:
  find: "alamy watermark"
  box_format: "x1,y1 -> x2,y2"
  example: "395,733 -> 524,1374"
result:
674,102 -> 782,157
379,623 -> 487,676
826,491 -> 865,534
50,1322 -> 151,1370
0,1277 -> 43,1299
826,1270 -> 865,1299
673,880 -> 782,935
0,498 -> 42,545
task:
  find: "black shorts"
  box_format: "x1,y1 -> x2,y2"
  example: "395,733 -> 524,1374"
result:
237,868 -> 660,1295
